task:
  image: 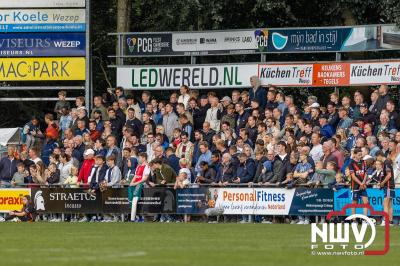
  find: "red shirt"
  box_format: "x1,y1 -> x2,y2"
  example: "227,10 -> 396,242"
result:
46,123 -> 59,140
90,130 -> 101,142
78,159 -> 95,183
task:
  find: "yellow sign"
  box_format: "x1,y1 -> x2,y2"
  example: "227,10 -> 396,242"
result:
0,188 -> 31,212
0,57 -> 85,81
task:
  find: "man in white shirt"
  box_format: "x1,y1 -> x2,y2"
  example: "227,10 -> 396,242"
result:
309,132 -> 323,164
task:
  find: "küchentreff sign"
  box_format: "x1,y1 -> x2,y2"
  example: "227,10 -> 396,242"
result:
0,0 -> 85,8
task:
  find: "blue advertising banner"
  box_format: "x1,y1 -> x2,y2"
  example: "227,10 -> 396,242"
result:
267,25 -> 400,53
289,188 -> 334,215
0,33 -> 86,57
176,187 -> 208,214
334,188 -> 400,216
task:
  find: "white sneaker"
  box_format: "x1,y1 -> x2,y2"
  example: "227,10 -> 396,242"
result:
380,221 -> 386,227
261,220 -> 272,224
54,218 -> 61,223
304,220 -> 310,225
297,220 -> 305,225
0,217 -> 5,222
290,220 -> 297,224
11,217 -> 19,222
78,217 -> 88,223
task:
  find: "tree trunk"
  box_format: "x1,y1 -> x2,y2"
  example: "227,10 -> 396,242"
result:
116,0 -> 131,64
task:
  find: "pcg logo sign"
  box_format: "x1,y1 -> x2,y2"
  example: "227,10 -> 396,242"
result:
310,204 -> 390,256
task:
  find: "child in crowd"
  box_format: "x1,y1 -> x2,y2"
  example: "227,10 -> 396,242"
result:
11,163 -> 26,187
63,166 -> 79,188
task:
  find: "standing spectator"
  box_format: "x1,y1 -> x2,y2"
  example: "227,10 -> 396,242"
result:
126,108 -> 143,136
205,96 -> 221,132
178,85 -> 190,109
77,149 -> 95,186
176,132 -> 194,163
196,161 -> 217,184
249,76 -> 266,110
106,135 -> 122,168
22,117 -> 43,149
59,153 -> 73,184
54,91 -> 70,119
162,103 -> 180,141
233,153 -> 255,184
91,95 -> 109,120
44,113 -> 59,140
0,146 -> 19,187
149,159 -> 177,185
375,84 -> 391,115
194,141 -> 212,175
165,147 -> 180,174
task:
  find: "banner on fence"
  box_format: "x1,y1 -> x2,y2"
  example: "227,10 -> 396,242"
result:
31,188 -> 101,214
0,0 -> 85,8
118,25 -> 400,57
0,188 -> 31,213
334,188 -> 400,216
0,57 -> 86,81
0,9 -> 86,32
0,33 -> 86,57
117,60 -> 400,89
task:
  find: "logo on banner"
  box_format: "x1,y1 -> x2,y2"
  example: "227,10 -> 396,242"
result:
311,204 -> 390,256
34,190 -> 45,211
126,37 -> 137,52
254,29 -> 268,51
271,32 -> 288,50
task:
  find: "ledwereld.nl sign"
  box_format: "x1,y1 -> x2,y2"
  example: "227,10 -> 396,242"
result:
116,60 -> 400,89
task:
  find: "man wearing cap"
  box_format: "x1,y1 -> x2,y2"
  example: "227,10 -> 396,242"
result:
360,103 -> 377,126
337,107 -> 353,133
319,114 -> 335,140
77,149 -> 95,186
249,76 -> 266,110
220,96 -> 232,116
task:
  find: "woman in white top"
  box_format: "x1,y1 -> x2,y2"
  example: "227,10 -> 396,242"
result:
59,153 -> 73,184
178,85 -> 190,109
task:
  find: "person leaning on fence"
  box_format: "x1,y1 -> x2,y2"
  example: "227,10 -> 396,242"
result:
129,152 -> 150,222
149,158 -> 177,186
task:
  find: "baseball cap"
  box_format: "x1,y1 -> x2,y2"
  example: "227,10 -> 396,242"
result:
359,103 -> 368,108
363,155 -> 373,161
84,149 -> 95,156
309,102 -> 320,108
220,96 -> 232,102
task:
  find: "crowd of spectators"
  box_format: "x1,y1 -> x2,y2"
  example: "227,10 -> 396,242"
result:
0,77 -> 399,223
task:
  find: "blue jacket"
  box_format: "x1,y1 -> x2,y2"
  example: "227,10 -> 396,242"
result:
0,157 -> 19,181
249,86 -> 267,109
320,124 -> 335,139
41,140 -> 58,166
236,158 -> 256,183
167,154 -> 180,174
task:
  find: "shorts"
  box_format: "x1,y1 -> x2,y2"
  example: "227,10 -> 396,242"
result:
128,183 -> 144,201
352,189 -> 368,201
383,188 -> 395,199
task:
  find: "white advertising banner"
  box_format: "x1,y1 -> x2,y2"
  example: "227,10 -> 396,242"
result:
171,30 -> 265,52
258,64 -> 313,86
210,188 -> 295,215
117,64 -> 257,89
0,9 -> 85,24
349,61 -> 400,85
0,0 -> 85,8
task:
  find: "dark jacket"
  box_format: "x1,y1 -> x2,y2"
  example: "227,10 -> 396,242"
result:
47,169 -> 60,184
270,154 -> 290,183
199,167 -> 217,183
167,154 -> 180,174
236,158 -> 256,183
0,157 -> 19,181
216,163 -> 236,183
249,86 -> 267,110
89,164 -> 108,189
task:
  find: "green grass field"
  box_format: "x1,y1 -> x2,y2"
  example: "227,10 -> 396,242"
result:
0,223 -> 398,266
